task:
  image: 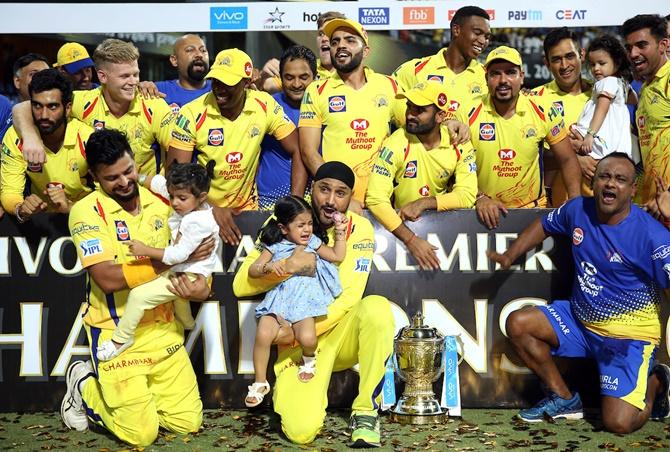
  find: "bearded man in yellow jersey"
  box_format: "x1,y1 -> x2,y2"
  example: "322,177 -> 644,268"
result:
1,69 -> 93,220
167,48 -> 304,246
366,81 -> 477,270
470,46 -> 581,229
13,39 -> 176,177
393,6 -> 491,116
622,14 -> 670,217
532,27 -> 593,206
62,129 -> 212,447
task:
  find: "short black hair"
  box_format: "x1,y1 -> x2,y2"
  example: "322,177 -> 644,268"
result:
450,6 -> 490,30
279,45 -> 317,78
587,34 -> 633,82
596,151 -> 636,174
13,53 -> 48,77
543,27 -> 581,58
166,161 -> 215,197
258,195 -> 326,246
28,69 -> 73,105
621,14 -> 668,41
85,129 -> 134,172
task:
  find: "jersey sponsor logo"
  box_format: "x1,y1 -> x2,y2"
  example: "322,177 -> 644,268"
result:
468,162 -> 477,173
404,160 -> 417,178
572,227 -> 584,245
176,115 -> 190,131
552,101 -> 564,116
359,7 -> 390,26
637,115 -> 645,129
372,164 -> 390,177
550,124 -> 562,137
93,120 -> 105,130
448,100 -> 460,112
419,185 -> 430,196
578,260 -> 602,296
208,128 -> 224,146
379,147 -> 393,164
608,251 -> 623,263
600,375 -> 619,391
300,111 -> 316,120
80,238 -> 103,257
226,152 -> 243,163
352,239 -> 375,251
580,261 -> 597,276
498,149 -> 516,160
168,103 -> 180,115
437,93 -> 448,108
652,245 -> 670,260
71,222 -> 100,236
244,61 -> 253,77
350,118 -> 369,130
479,123 -> 495,141
354,257 -> 371,272
427,74 -> 444,82
115,220 -> 130,241
555,9 -> 586,20
328,96 -> 346,112
545,305 -> 571,335
171,131 -> 192,143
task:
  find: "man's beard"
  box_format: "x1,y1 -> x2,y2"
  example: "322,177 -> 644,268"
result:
187,61 -> 208,82
35,114 -> 66,136
332,50 -> 364,74
406,116 -> 437,135
110,182 -> 139,203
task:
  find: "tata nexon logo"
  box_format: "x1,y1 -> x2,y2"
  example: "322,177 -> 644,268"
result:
555,10 -> 586,20
359,8 -> 389,25
210,7 -> 248,30
350,119 -> 369,130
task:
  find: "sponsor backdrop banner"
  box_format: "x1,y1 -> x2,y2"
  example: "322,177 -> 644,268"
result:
0,1 -> 663,33
1,210 -> 668,411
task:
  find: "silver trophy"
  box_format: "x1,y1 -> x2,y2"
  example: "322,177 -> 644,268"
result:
390,312 -> 448,424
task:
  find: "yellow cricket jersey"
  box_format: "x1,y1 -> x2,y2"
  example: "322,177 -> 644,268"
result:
232,211 -> 375,337
366,127 -> 478,231
299,67 -> 405,202
169,90 -> 295,210
393,48 -> 487,119
1,119 -> 93,213
69,186 -> 173,330
468,94 -> 567,207
635,60 -> 670,203
71,88 -> 176,177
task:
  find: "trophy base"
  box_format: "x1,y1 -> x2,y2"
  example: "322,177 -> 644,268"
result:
389,411 -> 448,425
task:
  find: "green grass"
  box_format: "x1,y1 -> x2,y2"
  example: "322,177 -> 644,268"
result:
1,409 -> 669,451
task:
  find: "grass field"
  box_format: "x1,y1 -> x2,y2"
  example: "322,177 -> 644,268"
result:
1,408 -> 669,451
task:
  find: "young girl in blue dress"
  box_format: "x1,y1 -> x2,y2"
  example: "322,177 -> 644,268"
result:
245,195 -> 348,407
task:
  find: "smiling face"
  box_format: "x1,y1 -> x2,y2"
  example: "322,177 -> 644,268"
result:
91,152 -> 139,203
486,61 -> 524,105
592,156 -> 636,224
97,61 -> 139,103
329,28 -> 368,74
625,27 -> 668,79
588,49 -> 617,81
452,15 -> 491,60
281,58 -> 314,107
280,211 -> 313,246
211,78 -> 246,113
545,38 -> 583,91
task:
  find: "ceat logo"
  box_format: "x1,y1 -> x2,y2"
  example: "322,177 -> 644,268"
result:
437,93 -> 448,108
244,61 -> 253,77
115,220 -> 130,241
208,128 -> 224,146
226,152 -> 243,163
350,119 -> 369,130
404,160 -> 417,178
498,149 -> 516,160
637,115 -> 645,129
479,123 -> 495,141
572,227 -> 584,246
555,9 -> 586,20
449,9 -> 495,20
328,96 -> 346,112
403,7 -> 434,25
419,185 -> 430,196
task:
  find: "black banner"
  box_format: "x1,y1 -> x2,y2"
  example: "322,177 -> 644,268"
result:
1,210 -> 667,411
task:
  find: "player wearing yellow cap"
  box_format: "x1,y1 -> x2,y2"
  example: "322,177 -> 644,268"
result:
54,42 -> 97,91
167,48 -> 304,246
470,46 -> 581,229
366,81 -> 477,270
1,69 -> 93,220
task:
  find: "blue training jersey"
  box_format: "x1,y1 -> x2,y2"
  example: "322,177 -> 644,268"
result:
155,79 -> 212,112
542,197 -> 670,343
257,92 -> 299,211
0,94 -> 12,141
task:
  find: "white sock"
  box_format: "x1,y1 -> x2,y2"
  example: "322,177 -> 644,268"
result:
302,354 -> 315,365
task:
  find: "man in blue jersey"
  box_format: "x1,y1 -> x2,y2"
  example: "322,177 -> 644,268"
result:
257,45 -> 316,210
0,93 -> 12,218
489,152 -> 670,433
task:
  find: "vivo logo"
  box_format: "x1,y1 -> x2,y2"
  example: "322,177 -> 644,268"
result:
210,7 -> 248,30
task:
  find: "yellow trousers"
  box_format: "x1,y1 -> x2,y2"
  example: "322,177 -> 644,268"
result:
272,295 -> 394,444
83,321 -> 202,446
112,272 -> 195,344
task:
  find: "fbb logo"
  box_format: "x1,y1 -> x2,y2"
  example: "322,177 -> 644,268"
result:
208,128 -> 224,146
449,9 -> 495,20
226,152 -> 243,163
403,7 -> 434,25
419,185 -> 430,196
350,119 -> 369,130
329,96 -> 346,112
404,161 -> 417,178
479,123 -> 496,141
115,220 -> 130,241
498,149 -> 516,160
572,227 -> 584,246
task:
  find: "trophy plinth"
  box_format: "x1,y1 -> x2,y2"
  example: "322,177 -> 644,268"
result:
390,312 -> 448,424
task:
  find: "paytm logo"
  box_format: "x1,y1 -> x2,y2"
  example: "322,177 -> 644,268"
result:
359,8 -> 390,25
211,7 -> 248,30
508,10 -> 542,21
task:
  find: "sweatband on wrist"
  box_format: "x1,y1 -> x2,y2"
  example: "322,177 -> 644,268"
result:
122,259 -> 159,289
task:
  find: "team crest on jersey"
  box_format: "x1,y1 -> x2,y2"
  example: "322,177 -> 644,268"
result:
249,125 -> 260,138
427,74 -> 444,82
93,120 -> 105,130
328,96 -> 346,112
419,185 -> 430,196
479,123 -> 495,141
208,128 -> 224,146
374,95 -> 388,108
469,83 -> 482,95
404,160 -> 417,178
523,126 -> 537,138
115,220 -> 130,241
572,227 -> 584,246
552,101 -> 564,116
150,215 -> 164,231
68,158 -> 78,172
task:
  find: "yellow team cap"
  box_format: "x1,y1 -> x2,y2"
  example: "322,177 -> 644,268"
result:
484,46 -> 523,69
205,48 -> 253,86
54,42 -> 94,74
322,18 -> 369,46
396,81 -> 451,112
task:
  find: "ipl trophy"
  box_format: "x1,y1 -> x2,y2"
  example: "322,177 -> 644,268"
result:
390,312 -> 448,424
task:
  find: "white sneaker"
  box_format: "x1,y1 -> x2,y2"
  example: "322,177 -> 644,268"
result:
96,338 -> 134,362
61,360 -> 94,431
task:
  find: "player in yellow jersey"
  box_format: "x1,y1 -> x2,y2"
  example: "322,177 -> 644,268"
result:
1,69 -> 93,220
61,129 -> 212,446
167,48 -> 304,246
470,46 -> 581,229
532,28 -> 593,206
366,81 -> 477,270
393,6 -> 491,118
14,39 -> 176,177
233,162 -> 394,448
622,15 -> 670,214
